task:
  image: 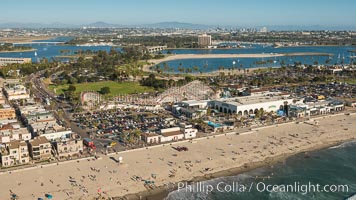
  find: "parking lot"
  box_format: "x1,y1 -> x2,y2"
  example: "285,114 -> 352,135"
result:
71,108 -> 177,153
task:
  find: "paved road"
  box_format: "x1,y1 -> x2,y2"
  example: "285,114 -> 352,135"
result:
28,71 -> 110,153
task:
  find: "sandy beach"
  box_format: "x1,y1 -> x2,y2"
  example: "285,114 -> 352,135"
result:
0,36 -> 54,44
0,48 -> 36,53
0,113 -> 355,200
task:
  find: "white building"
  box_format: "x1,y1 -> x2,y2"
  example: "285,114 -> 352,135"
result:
3,84 -> 30,100
209,93 -> 298,116
24,111 -> 55,124
0,140 -> 30,167
24,111 -> 57,135
143,125 -> 198,144
41,129 -> 72,141
18,104 -> 46,116
173,100 -> 208,119
287,100 -> 344,118
0,127 -> 31,143
260,27 -> 268,33
142,133 -> 161,144
179,123 -> 198,139
306,100 -> 344,116
53,138 -> 83,159
160,127 -> 185,142
0,57 -> 31,67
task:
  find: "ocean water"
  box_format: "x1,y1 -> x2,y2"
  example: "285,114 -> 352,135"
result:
0,36 -> 121,62
1,37 -> 355,71
1,37 -> 355,72
166,141 -> 356,200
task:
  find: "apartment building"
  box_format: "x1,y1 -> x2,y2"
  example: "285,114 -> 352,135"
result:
198,34 -> 212,47
3,84 -> 30,100
28,136 -> 52,161
0,127 -> 31,143
53,139 -> 83,160
0,105 -> 16,120
0,140 -> 30,167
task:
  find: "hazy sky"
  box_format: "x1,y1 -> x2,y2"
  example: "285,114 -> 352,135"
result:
1,0 -> 355,26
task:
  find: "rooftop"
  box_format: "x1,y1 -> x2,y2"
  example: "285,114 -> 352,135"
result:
215,94 -> 291,106
1,140 -> 27,155
30,136 -> 50,146
161,130 -> 183,137
143,133 -> 159,138
181,100 -> 208,106
8,140 -> 27,149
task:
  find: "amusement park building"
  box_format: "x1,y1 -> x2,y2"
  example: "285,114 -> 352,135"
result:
209,93 -> 299,116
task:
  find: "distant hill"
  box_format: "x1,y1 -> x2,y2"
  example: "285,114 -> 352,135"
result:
142,21 -> 211,29
86,21 -> 123,28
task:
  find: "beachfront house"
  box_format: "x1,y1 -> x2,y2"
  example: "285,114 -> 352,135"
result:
52,138 -> 83,160
28,136 -> 52,161
0,140 -> 30,167
179,123 -> 198,139
142,133 -> 161,144
160,127 -> 185,143
288,98 -> 345,118
289,105 -> 307,118
143,125 -> 198,144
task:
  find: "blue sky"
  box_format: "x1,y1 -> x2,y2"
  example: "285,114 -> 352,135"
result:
1,0 -> 355,26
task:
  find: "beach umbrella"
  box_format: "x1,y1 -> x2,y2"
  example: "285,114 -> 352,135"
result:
11,194 -> 18,200
38,198 -> 43,200
45,194 -> 53,199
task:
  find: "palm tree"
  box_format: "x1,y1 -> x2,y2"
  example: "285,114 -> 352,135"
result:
178,67 -> 184,74
185,67 -> 192,74
132,129 -> 142,142
155,65 -> 162,73
193,66 -> 199,73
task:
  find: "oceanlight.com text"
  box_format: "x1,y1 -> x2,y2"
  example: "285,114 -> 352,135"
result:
177,181 -> 349,195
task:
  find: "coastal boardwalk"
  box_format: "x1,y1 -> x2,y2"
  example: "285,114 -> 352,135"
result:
0,113 -> 355,199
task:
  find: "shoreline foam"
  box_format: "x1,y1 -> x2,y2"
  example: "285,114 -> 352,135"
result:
128,139 -> 354,200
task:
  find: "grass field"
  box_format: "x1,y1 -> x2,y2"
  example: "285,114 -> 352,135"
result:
48,81 -> 158,97
345,79 -> 356,84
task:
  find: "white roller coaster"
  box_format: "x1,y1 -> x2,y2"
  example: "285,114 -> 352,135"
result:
155,80 -> 215,103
